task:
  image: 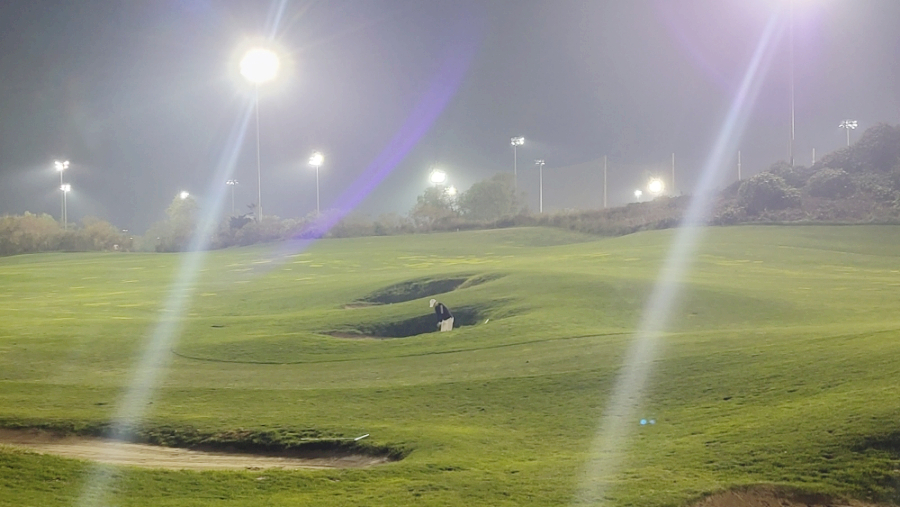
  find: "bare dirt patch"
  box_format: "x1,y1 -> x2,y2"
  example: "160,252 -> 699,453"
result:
0,429 -> 391,470
690,485 -> 881,507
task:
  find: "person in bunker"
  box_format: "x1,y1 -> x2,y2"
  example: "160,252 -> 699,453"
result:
430,298 -> 454,332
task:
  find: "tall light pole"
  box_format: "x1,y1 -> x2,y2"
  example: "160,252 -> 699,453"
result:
60,184 -> 71,229
309,151 -> 324,215
226,179 -> 238,216
839,120 -> 858,147
511,136 -> 524,190
54,160 -> 69,225
535,159 -> 545,214
671,152 -> 676,195
603,155 -> 608,209
240,47 -> 280,222
789,0 -> 795,167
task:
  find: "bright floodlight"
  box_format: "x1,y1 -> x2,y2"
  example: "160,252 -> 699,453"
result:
647,178 -> 665,195
179,191 -> 190,200
240,48 -> 280,84
446,185 -> 457,197
55,160 -> 69,172
634,189 -> 643,199
511,136 -> 525,147
309,151 -> 324,168
429,169 -> 447,185
839,120 -> 858,147
60,184 -> 71,192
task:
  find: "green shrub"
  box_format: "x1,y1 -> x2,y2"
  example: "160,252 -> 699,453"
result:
816,123 -> 900,173
807,168 -> 856,199
769,161 -> 815,188
712,205 -> 747,226
856,173 -> 898,203
890,166 -> 900,191
738,173 -> 801,215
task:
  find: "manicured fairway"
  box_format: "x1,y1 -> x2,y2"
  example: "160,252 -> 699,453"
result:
2,225 -> 900,506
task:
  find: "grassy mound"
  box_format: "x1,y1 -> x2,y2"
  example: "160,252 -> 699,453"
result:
353,274 -> 500,305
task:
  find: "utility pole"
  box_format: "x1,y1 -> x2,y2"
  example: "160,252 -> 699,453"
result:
603,155 -> 608,209
671,153 -> 676,195
535,159 -> 545,214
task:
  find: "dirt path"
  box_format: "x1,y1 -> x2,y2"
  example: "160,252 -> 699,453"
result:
0,429 -> 390,470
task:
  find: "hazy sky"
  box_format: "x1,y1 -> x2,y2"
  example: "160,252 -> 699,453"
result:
1,0 -> 898,232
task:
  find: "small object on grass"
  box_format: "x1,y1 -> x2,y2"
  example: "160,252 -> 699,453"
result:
354,433 -> 370,441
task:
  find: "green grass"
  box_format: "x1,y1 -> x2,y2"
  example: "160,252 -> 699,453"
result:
2,225 -> 900,506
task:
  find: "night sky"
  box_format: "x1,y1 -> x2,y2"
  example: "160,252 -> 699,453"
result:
1,0 -> 898,233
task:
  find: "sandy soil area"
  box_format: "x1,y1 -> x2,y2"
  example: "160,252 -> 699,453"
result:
691,485 -> 880,507
0,429 -> 390,470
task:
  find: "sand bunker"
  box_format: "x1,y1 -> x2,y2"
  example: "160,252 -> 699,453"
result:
691,485 -> 881,507
0,429 -> 390,470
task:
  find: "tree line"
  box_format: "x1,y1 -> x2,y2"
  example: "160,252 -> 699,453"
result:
4,122 -> 899,256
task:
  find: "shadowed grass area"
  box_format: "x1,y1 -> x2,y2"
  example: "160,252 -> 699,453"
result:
1,226 -> 900,506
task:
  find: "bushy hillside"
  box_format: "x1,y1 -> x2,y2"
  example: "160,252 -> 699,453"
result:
713,123 -> 900,224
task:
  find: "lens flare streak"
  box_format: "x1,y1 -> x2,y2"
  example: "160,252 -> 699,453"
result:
77,93 -> 256,507
574,10 -> 787,506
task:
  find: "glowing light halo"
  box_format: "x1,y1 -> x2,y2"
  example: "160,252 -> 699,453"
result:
574,10 -> 786,505
309,151 -> 324,168
240,48 -> 280,84
647,178 -> 664,195
429,169 -> 447,185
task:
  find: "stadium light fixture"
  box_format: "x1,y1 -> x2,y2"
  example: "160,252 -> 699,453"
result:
839,119 -> 858,147
55,160 -> 70,225
511,136 -> 524,190
240,47 -> 280,222
429,169 -> 447,185
240,48 -> 280,85
309,151 -> 325,215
